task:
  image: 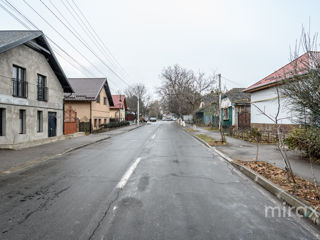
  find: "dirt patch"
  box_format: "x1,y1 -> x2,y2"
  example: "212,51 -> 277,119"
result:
196,134 -> 226,146
234,160 -> 320,209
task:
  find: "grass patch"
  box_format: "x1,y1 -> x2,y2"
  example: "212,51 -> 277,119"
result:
185,128 -> 199,133
196,134 -> 225,146
204,127 -> 219,132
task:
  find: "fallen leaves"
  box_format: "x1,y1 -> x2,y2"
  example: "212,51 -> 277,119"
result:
234,160 -> 320,209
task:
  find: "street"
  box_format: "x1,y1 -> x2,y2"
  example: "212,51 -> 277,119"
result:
0,122 -> 319,240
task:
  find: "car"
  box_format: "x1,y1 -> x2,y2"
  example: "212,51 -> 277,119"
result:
149,117 -> 157,122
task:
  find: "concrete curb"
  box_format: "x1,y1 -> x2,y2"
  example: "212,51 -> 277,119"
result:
184,127 -> 320,225
0,125 -> 144,177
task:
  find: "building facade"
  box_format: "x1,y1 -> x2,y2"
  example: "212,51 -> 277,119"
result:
64,78 -> 114,132
110,95 -> 127,121
244,51 -> 320,132
0,31 -> 73,149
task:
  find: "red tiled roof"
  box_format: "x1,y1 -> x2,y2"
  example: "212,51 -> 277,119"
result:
110,95 -> 126,110
244,51 -> 320,93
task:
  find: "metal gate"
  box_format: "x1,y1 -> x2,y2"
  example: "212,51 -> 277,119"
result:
238,112 -> 250,129
64,106 -> 77,135
48,112 -> 57,137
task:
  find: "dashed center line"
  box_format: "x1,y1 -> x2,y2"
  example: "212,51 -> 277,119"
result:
116,157 -> 142,189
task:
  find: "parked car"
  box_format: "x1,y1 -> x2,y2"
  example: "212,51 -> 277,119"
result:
149,117 -> 157,122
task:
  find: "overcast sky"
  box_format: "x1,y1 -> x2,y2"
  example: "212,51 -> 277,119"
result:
1,0 -> 319,97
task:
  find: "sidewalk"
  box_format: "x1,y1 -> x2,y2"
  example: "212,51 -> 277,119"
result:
0,124 -> 142,176
187,125 -> 320,183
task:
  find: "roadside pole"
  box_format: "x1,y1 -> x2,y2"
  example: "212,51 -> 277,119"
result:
137,95 -> 140,126
218,74 -> 224,142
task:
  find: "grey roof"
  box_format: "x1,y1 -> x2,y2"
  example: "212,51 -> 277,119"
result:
223,88 -> 250,104
201,92 -> 219,106
0,30 -> 73,93
65,78 -> 114,106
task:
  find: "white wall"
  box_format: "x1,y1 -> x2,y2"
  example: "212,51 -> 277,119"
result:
251,87 -> 295,124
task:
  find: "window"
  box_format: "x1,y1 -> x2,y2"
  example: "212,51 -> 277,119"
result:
98,119 -> 101,127
19,110 -> 26,134
104,118 -> 107,124
37,111 -> 43,132
103,97 -> 107,105
37,74 -> 48,101
94,119 -> 97,128
0,108 -> 5,136
96,94 -> 100,103
12,65 -> 27,98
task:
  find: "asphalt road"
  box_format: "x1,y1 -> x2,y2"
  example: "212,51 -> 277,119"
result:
0,122 -> 319,240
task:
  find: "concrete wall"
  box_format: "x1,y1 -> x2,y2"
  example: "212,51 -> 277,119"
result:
0,44 -> 64,148
251,87 -> 295,125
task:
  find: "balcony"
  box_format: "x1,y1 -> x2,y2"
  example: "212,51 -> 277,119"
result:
37,85 -> 48,101
12,79 -> 28,98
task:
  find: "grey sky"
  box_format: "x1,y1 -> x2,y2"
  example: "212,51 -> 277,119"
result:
1,0 -> 319,97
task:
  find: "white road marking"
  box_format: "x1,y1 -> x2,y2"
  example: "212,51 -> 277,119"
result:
116,157 -> 142,189
151,134 -> 156,139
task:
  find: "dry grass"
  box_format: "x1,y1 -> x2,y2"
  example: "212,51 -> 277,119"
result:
196,134 -> 226,146
185,128 -> 199,133
204,127 -> 219,132
234,160 -> 320,209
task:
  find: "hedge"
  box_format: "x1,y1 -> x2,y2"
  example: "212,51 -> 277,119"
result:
100,121 -> 130,129
285,127 -> 320,159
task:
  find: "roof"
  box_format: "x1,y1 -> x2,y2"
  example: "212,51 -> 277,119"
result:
223,88 -> 250,104
201,92 -> 219,106
65,78 -> 114,106
245,51 -> 320,93
0,30 -> 73,93
110,95 -> 127,110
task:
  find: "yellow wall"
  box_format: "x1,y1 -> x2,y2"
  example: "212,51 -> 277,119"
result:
110,109 -> 126,121
91,87 -> 111,129
65,87 -> 111,130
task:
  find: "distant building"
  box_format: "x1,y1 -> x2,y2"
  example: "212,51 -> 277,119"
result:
221,88 -> 251,129
0,30 -> 73,149
110,95 -> 127,121
194,93 -> 219,126
244,51 -> 320,132
64,78 -> 114,132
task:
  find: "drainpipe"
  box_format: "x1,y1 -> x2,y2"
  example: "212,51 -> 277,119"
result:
90,101 -> 92,133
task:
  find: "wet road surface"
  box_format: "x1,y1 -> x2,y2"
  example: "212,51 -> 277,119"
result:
0,122 -> 319,239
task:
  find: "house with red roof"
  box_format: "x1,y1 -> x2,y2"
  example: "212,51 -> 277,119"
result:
110,95 -> 127,121
244,51 -> 320,132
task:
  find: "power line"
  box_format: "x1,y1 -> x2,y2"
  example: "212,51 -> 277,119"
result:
70,0 -> 130,78
1,0 -> 118,89
59,0 -> 122,75
39,0 -> 131,87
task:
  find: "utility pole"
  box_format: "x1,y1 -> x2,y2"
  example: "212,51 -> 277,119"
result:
137,95 -> 140,126
218,74 -> 224,142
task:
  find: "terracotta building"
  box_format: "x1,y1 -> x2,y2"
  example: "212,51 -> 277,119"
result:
110,95 -> 127,121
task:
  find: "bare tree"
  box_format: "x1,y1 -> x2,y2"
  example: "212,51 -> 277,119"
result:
125,83 -> 149,117
159,65 -> 216,116
252,87 -> 296,183
281,25 -> 320,192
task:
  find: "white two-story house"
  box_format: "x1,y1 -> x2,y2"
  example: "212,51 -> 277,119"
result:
0,30 -> 73,149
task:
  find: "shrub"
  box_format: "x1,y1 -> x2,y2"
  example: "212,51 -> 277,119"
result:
101,121 -> 130,129
286,127 -> 320,159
